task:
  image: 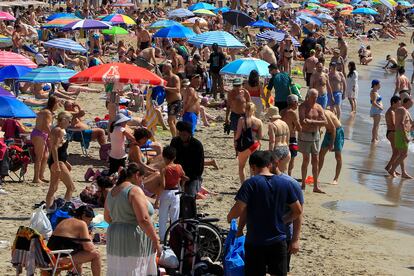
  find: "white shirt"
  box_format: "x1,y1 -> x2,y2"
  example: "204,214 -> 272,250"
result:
109,126 -> 127,159
35,53 -> 47,65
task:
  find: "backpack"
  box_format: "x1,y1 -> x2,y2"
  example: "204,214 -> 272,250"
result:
235,118 -> 254,152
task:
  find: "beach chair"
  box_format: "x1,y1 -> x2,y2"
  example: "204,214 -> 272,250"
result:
66,128 -> 88,156
11,226 -> 78,276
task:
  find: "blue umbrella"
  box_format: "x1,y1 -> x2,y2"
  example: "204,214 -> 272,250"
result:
149,20 -> 182,29
188,31 -> 245,48
19,66 -> 76,83
259,2 -> 280,10
256,30 -> 301,47
0,95 -> 36,118
188,2 -> 216,11
317,13 -> 335,22
46,13 -> 80,21
214,7 -> 231,13
220,58 -> 271,77
308,0 -> 320,3
352,7 -> 379,15
168,8 -> 195,18
249,20 -> 277,29
44,38 -> 87,53
398,1 -> 412,7
0,65 -> 32,82
62,19 -> 112,31
223,10 -> 255,27
153,25 -> 196,39
297,14 -> 322,26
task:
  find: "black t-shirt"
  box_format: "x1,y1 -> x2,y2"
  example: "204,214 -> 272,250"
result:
170,137 -> 204,180
208,51 -> 226,73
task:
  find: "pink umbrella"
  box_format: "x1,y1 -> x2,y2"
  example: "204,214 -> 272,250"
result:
0,12 -> 16,21
0,51 -> 37,68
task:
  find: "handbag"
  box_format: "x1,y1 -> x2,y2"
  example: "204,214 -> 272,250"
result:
235,118 -> 254,152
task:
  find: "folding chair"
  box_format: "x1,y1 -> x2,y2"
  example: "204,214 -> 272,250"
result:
66,128 -> 88,156
11,226 -> 78,276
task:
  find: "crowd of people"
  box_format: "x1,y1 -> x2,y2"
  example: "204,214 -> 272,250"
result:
2,0 -> 414,275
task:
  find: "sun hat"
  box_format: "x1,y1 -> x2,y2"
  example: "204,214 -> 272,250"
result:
371,79 -> 380,88
233,78 -> 243,86
266,106 -> 282,120
182,79 -> 190,86
114,113 -> 131,126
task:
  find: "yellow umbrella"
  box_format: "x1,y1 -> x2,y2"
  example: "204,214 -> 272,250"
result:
193,9 -> 216,16
326,1 -> 341,5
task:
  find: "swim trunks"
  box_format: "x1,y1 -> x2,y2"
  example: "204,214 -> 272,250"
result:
316,93 -> 328,109
298,131 -> 320,154
230,112 -> 243,131
321,126 -> 345,152
328,91 -> 343,106
289,137 -> 298,158
140,41 -> 150,50
182,112 -> 198,134
395,130 -> 409,150
167,100 -> 183,117
273,145 -> 290,160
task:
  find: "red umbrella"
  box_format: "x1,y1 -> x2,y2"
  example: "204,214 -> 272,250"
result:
0,51 -> 37,68
69,63 -> 166,86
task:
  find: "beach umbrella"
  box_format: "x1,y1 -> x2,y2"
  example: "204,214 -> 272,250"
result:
188,2 -> 216,11
220,58 -> 271,77
0,96 -> 36,118
101,14 -> 136,25
0,11 -> 16,21
352,7 -> 379,14
0,87 -> 15,97
213,7 -> 231,13
42,18 -> 80,29
298,9 -> 317,16
259,2 -> 280,10
297,14 -> 322,26
317,13 -> 335,22
376,0 -> 395,9
69,63 -> 166,85
102,26 -> 129,35
326,1 -> 341,5
223,10 -> 255,27
397,1 -> 412,7
0,65 -> 32,82
153,25 -> 196,39
249,20 -> 277,29
46,13 -> 79,21
183,17 -> 208,27
149,19 -> 182,29
44,38 -> 87,53
256,30 -> 300,47
337,4 -> 354,9
0,51 -> 37,68
188,31 -> 245,48
168,8 -> 195,18
308,0 -> 320,3
0,35 -> 12,48
62,19 -> 112,31
19,66 -> 76,83
340,9 -> 353,15
193,9 -> 216,16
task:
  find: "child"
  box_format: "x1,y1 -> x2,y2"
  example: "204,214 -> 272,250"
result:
157,146 -> 189,241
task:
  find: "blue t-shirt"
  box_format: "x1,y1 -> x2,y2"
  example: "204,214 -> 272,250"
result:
235,174 -> 298,246
267,72 -> 292,103
281,174 -> 304,241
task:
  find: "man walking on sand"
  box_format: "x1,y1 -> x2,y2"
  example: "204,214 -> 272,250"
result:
303,49 -> 318,87
389,97 -> 413,178
385,96 -> 402,174
318,109 -> 345,185
163,63 -> 182,137
298,89 -> 327,193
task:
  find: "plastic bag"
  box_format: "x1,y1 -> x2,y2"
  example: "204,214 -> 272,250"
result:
224,219 -> 245,276
158,246 -> 179,268
29,205 -> 52,239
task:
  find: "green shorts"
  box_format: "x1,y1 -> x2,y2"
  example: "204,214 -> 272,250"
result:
395,130 -> 409,150
321,127 -> 345,152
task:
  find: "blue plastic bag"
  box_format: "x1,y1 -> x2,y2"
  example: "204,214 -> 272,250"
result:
151,86 -> 166,106
224,219 -> 245,276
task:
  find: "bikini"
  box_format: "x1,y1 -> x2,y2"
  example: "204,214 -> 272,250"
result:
31,128 -> 48,142
272,124 -> 290,160
248,126 -> 261,152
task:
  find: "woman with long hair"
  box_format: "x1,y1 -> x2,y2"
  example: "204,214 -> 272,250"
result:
345,61 -> 359,113
104,162 -> 161,276
234,102 -> 263,183
31,95 -> 59,183
244,70 -> 265,117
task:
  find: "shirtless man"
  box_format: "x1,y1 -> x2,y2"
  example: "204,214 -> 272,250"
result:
338,37 -> 348,72
389,97 -> 413,178
259,40 -> 277,65
298,89 -> 327,193
328,62 -> 347,119
303,49 -> 318,87
12,25 -> 23,53
163,63 -> 182,137
136,25 -> 151,50
136,47 -> 160,71
225,78 -> 251,138
170,48 -> 185,79
330,48 -> 345,74
396,42 -> 408,69
395,67 -> 411,97
281,95 -> 302,176
182,76 -> 201,134
383,55 -> 399,71
385,96 -> 402,174
310,62 -> 332,110
318,109 -> 344,185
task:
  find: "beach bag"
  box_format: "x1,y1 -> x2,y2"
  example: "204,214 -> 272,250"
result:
99,143 -> 111,161
235,118 -> 254,152
224,219 -> 245,276
158,246 -> 179,268
290,82 -> 303,100
29,205 -> 52,240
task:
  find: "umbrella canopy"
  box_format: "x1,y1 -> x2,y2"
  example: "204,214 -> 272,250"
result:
340,9 -> 353,15
223,10 -> 255,27
317,13 -> 335,22
69,63 -> 166,85
188,2 -> 216,11
0,87 -> 14,97
42,18 -> 80,29
259,2 -> 280,10
256,30 -> 300,47
0,65 -> 32,81
308,0 -> 320,3
0,51 -> 37,68
46,12 -> 79,21
188,31 -> 245,48
62,19 -> 112,31
168,8 -> 195,18
249,20 -> 277,29
183,17 -> 208,27
149,19 -> 182,29
19,66 -> 76,83
297,14 -> 322,26
153,25 -> 196,39
298,9 -> 317,16
0,96 -> 36,118
214,7 -> 231,13
193,9 -> 216,16
220,58 -> 271,77
0,11 -> 16,21
352,7 -> 379,14
377,0 -> 395,9
101,14 -> 136,25
0,35 -> 12,48
397,1 -> 412,7
102,26 -> 129,35
281,3 -> 301,9
44,38 -> 86,53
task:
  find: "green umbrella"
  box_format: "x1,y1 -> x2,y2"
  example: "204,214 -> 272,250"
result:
102,26 -> 128,35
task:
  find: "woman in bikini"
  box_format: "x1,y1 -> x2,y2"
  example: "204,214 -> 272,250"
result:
235,102 -> 263,184
31,96 -> 60,183
244,70 -> 265,117
280,36 -> 295,75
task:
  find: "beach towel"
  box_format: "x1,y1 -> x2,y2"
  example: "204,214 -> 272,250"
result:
144,89 -> 158,137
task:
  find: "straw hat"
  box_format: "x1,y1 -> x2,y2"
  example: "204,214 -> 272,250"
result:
266,106 -> 281,120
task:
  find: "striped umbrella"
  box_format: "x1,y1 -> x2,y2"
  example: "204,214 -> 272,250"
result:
0,51 -> 37,68
0,35 -> 12,48
19,66 -> 76,83
188,31 -> 245,48
168,8 -> 195,18
259,2 -> 280,10
256,30 -> 300,47
44,38 -> 87,53
101,14 -> 136,25
42,18 -> 80,29
62,19 -> 112,31
149,20 -> 182,29
46,13 -> 79,21
0,11 -> 16,21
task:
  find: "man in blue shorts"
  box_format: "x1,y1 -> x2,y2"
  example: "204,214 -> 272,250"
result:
328,62 -> 347,119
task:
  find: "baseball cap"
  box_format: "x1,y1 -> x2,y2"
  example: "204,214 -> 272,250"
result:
371,79 -> 380,88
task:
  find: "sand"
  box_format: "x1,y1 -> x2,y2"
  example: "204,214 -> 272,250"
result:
1,21 -> 414,276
